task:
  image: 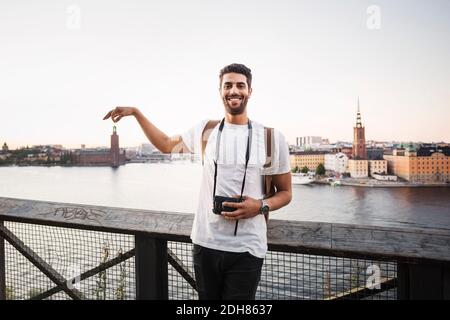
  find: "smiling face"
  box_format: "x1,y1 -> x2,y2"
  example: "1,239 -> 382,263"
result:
219,72 -> 252,115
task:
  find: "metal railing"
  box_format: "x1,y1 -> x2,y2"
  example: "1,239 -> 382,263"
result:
1,197 -> 449,300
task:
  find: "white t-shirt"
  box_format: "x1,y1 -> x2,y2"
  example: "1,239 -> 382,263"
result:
181,119 -> 290,258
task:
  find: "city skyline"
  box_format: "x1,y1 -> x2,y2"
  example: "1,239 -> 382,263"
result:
1,0 -> 449,149
2,97 -> 447,151
2,99 -> 449,150
3,131 -> 448,151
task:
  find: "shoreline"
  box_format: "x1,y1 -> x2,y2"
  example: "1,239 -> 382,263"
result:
2,164 -> 450,188
313,179 -> 450,188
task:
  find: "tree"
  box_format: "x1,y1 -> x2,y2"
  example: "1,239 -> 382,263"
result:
301,166 -> 309,174
316,163 -> 325,176
291,166 -> 299,173
2,142 -> 8,152
60,151 -> 72,165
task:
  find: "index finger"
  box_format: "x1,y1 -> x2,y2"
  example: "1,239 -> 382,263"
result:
103,110 -> 113,120
222,201 -> 244,209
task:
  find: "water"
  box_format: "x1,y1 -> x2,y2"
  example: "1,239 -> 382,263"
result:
1,162 -> 449,230
2,162 -> 446,299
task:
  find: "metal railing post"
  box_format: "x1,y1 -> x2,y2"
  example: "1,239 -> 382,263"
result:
397,262 -> 409,300
398,261 -> 450,299
135,234 -> 168,300
0,220 -> 6,300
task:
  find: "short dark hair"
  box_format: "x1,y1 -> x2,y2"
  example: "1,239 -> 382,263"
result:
219,63 -> 252,88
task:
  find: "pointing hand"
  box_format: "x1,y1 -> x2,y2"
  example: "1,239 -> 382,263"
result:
103,107 -> 136,123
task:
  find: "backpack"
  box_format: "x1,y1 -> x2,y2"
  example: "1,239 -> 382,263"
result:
200,120 -> 276,200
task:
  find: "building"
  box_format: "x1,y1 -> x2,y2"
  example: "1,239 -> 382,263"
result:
138,143 -> 156,156
324,153 -> 348,174
340,146 -> 353,159
71,126 -> 126,167
71,149 -> 112,166
367,148 -> 384,160
290,151 -> 327,171
352,98 -> 367,160
347,99 -> 369,178
296,136 -> 322,149
348,159 -> 369,178
437,143 -> 449,148
384,145 -> 450,182
369,159 -> 388,176
315,144 -> 337,152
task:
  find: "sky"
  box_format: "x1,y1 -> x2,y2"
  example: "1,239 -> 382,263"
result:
1,0 -> 449,149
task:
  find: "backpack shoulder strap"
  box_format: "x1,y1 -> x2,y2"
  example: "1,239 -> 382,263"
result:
201,120 -> 220,165
263,127 -> 274,168
263,127 -> 276,202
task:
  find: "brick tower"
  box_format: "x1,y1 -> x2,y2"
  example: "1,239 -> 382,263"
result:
110,125 -> 120,167
352,98 -> 367,160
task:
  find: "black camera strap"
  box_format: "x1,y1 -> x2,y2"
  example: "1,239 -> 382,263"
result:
212,117 -> 252,236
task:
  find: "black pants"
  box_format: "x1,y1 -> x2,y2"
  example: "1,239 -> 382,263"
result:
193,244 -> 264,300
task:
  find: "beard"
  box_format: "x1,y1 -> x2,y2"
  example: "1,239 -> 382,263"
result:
222,95 -> 249,115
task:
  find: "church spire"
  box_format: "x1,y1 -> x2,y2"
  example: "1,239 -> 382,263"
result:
352,96 -> 367,160
356,97 -> 363,128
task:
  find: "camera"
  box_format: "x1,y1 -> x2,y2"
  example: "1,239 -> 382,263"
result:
212,195 -> 242,214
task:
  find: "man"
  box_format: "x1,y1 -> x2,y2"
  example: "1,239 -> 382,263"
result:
103,63 -> 292,300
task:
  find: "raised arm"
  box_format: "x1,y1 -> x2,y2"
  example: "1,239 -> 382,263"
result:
103,107 -> 189,154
